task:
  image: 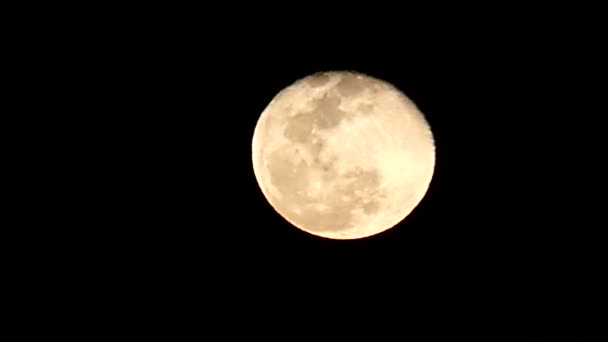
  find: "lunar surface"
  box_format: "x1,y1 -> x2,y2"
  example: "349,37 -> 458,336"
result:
252,71 -> 435,240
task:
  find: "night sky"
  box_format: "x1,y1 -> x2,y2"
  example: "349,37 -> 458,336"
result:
11,2 -> 603,339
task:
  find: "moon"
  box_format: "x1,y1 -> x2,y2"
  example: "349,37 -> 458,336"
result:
252,71 -> 435,240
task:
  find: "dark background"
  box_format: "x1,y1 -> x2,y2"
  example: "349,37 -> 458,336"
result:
11,2 -> 603,339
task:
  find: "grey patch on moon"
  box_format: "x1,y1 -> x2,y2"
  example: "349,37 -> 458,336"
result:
282,93 -> 347,165
283,112 -> 316,144
266,147 -> 310,201
282,93 -> 346,143
335,74 -> 367,97
356,102 -> 375,114
306,73 -> 331,88
267,151 -> 386,233
309,95 -> 346,130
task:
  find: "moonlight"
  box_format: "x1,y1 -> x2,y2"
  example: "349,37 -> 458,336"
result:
252,71 -> 435,240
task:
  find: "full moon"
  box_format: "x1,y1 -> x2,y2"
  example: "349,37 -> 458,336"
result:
252,71 -> 435,240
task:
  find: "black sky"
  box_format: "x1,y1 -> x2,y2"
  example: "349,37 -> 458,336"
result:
10,2 -> 604,339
